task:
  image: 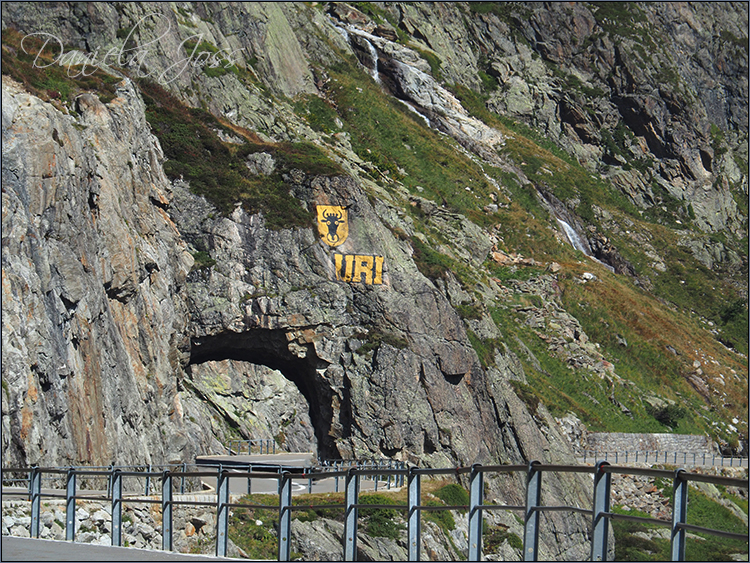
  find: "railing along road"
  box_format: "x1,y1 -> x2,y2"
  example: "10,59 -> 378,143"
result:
582,450 -> 748,467
2,461 -> 748,561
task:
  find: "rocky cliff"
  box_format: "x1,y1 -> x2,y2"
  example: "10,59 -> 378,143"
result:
1,2 -> 747,559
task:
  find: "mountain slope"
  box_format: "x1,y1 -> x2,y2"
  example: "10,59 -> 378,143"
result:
1,0 -> 746,501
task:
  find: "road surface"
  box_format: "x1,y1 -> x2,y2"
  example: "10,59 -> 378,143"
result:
1,537 -> 241,561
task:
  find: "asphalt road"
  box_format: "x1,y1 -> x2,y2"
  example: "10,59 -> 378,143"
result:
1,537 -> 242,561
202,471 -> 397,496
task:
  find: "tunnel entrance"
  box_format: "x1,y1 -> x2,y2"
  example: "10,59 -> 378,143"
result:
188,329 -> 343,460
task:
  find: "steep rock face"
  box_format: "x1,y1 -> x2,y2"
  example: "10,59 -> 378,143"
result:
384,2 -> 747,236
1,76 -> 211,466
1,2 -> 745,558
0,74 -> 593,559
171,173 -> 505,466
168,171 -> 594,558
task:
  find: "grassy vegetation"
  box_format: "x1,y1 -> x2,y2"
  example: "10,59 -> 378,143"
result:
229,500 -> 281,560
293,94 -> 340,134
137,79 -> 342,226
181,38 -> 239,79
491,289 -> 705,435
611,485 -> 749,561
467,330 -> 501,369
354,328 -> 409,355
483,252 -> 747,441
411,46 -> 443,81
410,236 -> 459,281
190,251 -> 216,271
484,522 -> 524,552
433,482 -> 470,509
359,493 -> 406,539
228,479 -> 473,556
327,61 -> 497,219
1,27 -> 120,105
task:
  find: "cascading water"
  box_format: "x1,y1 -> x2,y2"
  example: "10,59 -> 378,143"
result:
362,37 -> 380,82
398,99 -> 431,127
331,21 -> 380,83
556,218 -> 590,255
556,217 -> 616,272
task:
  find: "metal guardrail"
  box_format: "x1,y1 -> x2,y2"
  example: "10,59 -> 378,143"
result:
2,461 -> 748,561
1,463 -> 196,497
319,459 -> 408,492
582,450 -> 749,467
226,439 -> 277,455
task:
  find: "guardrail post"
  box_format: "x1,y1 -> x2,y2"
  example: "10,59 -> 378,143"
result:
279,472 -> 292,561
247,463 -> 253,496
65,467 -> 76,541
407,467 -> 421,561
216,469 -> 230,557
25,468 -> 32,501
162,470 -> 173,552
343,468 -> 360,561
523,461 -> 542,561
591,461 -> 611,561
670,469 -> 687,562
111,469 -> 122,546
30,467 -> 41,538
107,464 -> 114,497
468,464 -> 484,561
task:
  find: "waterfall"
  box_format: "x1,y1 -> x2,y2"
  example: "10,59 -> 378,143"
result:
556,217 -> 616,272
331,21 -> 380,83
363,37 -> 380,82
398,99 -> 431,127
556,218 -> 590,255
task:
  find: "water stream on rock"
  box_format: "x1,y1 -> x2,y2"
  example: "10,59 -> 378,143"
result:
556,218 -> 590,255
332,22 -> 381,83
556,217 -> 616,272
362,36 -> 380,82
398,99 -> 432,127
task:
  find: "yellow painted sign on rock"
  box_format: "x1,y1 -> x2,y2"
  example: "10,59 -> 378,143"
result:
317,205 -> 348,247
335,254 -> 384,285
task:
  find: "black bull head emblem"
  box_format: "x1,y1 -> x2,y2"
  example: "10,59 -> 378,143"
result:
322,209 -> 344,242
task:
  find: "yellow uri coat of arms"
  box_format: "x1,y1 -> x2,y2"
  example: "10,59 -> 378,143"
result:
317,205 -> 348,247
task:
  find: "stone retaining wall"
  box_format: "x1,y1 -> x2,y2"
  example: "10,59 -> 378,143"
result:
584,433 -> 717,454
1,496 -> 247,557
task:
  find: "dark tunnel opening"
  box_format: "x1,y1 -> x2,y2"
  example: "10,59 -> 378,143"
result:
188,329 -> 342,460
